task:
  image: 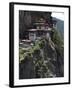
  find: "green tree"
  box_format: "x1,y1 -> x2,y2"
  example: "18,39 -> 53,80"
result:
52,28 -> 63,48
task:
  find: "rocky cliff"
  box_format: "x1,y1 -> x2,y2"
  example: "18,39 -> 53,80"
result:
19,29 -> 64,79
19,11 -> 64,79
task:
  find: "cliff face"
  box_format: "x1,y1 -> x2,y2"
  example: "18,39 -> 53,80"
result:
19,34 -> 64,79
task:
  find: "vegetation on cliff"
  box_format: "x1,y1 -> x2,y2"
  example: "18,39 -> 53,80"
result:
19,29 -> 64,79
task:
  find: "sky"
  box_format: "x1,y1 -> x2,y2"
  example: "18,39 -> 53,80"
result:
51,12 -> 64,21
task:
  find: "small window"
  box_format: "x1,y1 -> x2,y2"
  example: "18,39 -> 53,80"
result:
41,26 -> 45,29
37,26 -> 39,29
46,26 -> 49,29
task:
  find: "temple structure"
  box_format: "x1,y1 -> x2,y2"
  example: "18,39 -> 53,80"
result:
19,17 -> 57,47
27,18 -> 53,41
